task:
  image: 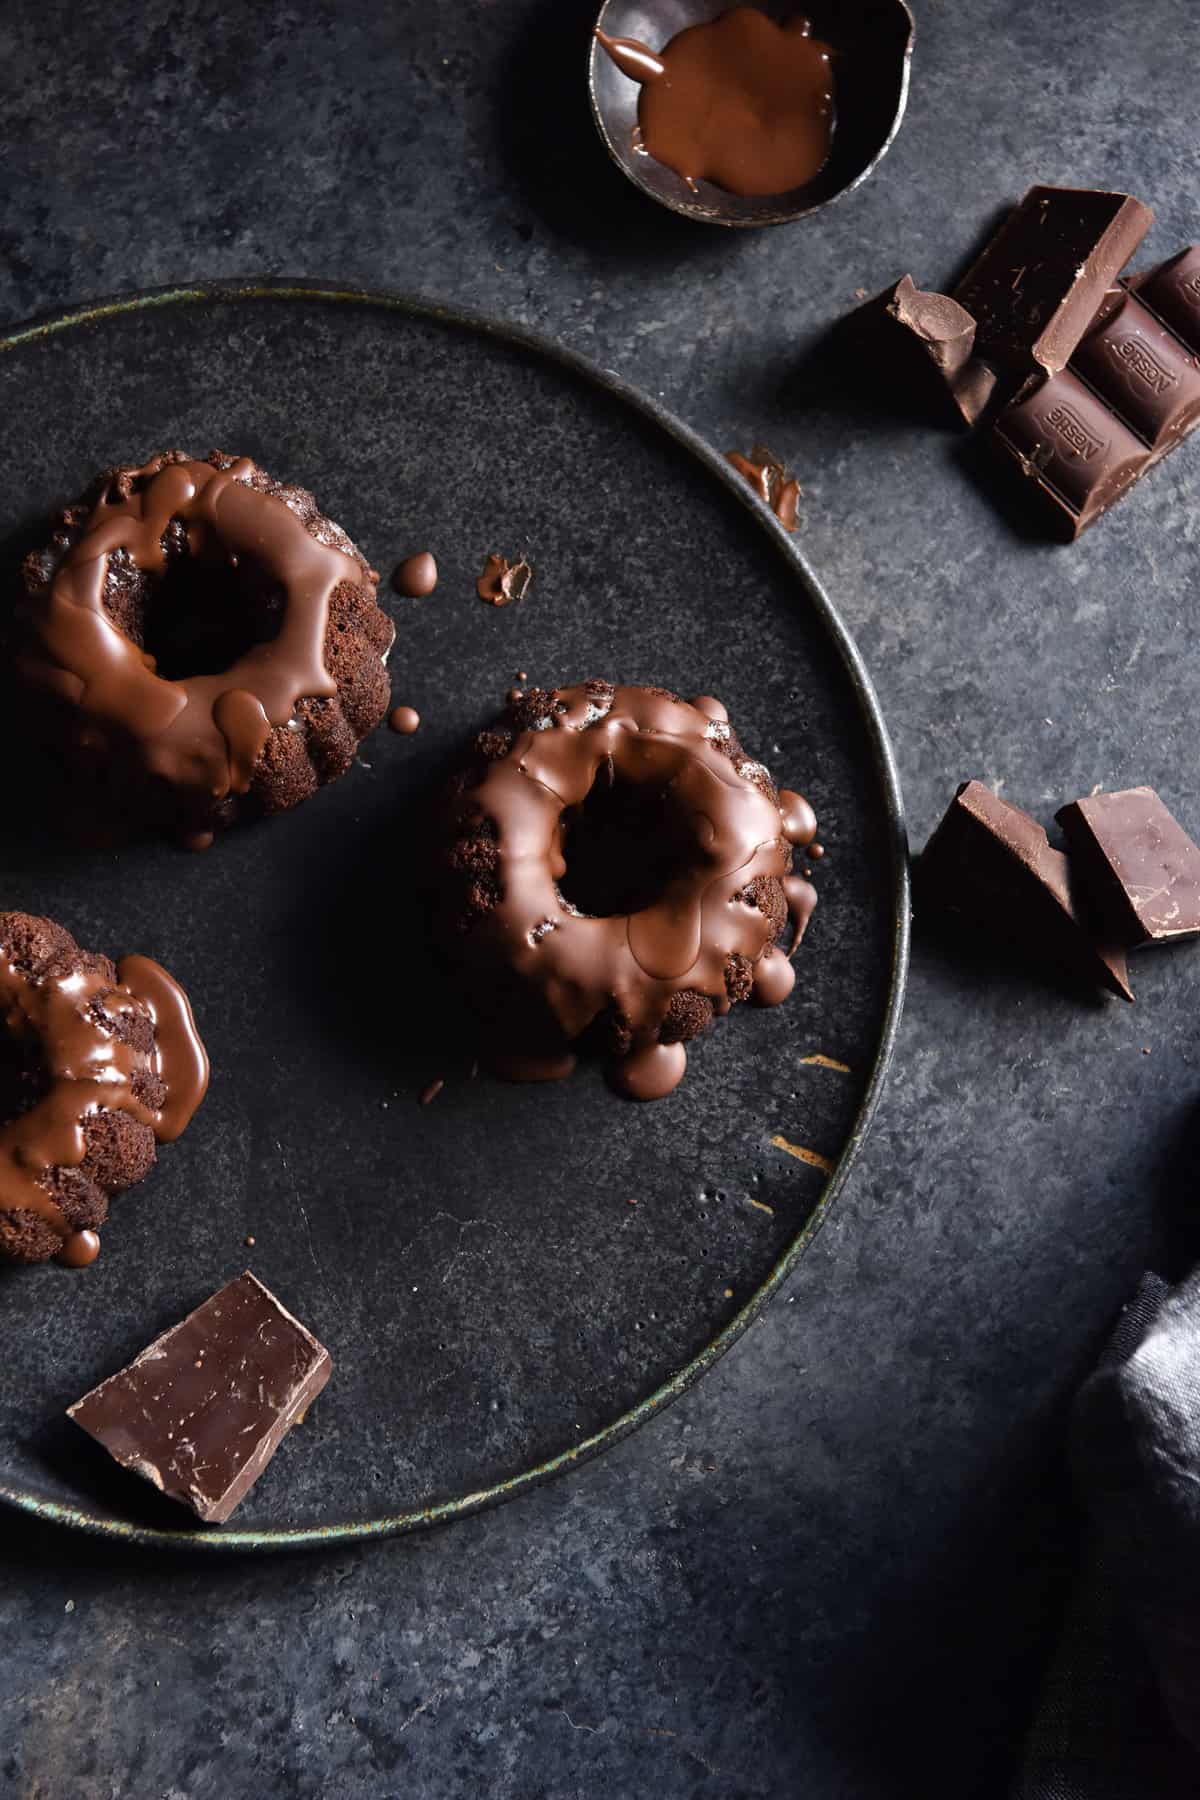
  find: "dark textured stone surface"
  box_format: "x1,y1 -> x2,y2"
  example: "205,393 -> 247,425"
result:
2,0 -> 1199,1793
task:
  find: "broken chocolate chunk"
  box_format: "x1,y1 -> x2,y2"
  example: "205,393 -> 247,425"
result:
851,275 -> 998,425
477,553 -> 533,606
68,1271 -> 332,1524
918,780 -> 1133,1000
954,185 -> 1154,378
1056,787 -> 1200,947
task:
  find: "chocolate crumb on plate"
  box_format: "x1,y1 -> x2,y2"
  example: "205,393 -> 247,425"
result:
477,553 -> 533,606
68,1271 -> 331,1524
726,446 -> 801,529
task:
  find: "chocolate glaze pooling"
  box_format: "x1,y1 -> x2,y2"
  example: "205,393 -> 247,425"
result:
0,920 -> 209,1264
438,682 -> 818,1100
477,554 -> 533,607
597,10 -> 835,199
19,452 -> 392,826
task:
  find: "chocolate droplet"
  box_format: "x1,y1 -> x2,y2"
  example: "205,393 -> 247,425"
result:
60,1230 -> 101,1269
392,552 -> 438,599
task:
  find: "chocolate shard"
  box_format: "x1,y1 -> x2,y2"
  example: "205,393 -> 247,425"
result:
954,186 -> 1153,377
852,275 -> 998,425
1056,788 -> 1200,947
1127,245 -> 1200,347
918,780 -> 1133,1001
68,1272 -> 332,1524
992,367 -> 1151,538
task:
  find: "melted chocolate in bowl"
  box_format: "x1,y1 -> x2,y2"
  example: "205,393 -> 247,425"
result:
597,9 -> 835,197
589,0 -> 915,227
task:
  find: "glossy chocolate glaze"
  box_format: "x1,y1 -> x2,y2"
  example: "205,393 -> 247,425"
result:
391,551 -> 438,598
443,682 -> 817,1100
477,553 -> 533,606
0,942 -> 209,1262
597,10 -> 835,198
21,455 -> 367,802
726,448 -> 802,530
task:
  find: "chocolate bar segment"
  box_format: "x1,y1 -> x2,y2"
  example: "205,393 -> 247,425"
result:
69,1271 -> 332,1524
1071,289 -> 1200,453
955,186 -> 1153,377
1129,245 -> 1200,347
918,780 -> 1133,1000
1056,787 -> 1200,946
851,276 -> 997,425
993,367 -> 1151,536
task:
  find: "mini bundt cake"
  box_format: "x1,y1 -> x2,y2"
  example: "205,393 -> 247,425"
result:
0,913 -> 209,1266
434,681 -> 819,1100
15,450 -> 394,844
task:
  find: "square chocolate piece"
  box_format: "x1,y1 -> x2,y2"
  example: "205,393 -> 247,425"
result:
955,186 -> 1153,378
919,780 -> 1132,1000
1056,787 -> 1200,946
69,1271 -> 332,1523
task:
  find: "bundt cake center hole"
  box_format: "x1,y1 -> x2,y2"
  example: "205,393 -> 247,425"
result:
139,539 -> 285,681
0,1028 -> 51,1127
558,777 -> 700,918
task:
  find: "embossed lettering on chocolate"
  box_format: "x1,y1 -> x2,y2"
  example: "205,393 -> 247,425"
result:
433,682 -> 819,1101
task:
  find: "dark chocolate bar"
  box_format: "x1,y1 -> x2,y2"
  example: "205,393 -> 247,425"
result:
955,186 -> 1153,377
69,1271 -> 332,1523
1129,246 -> 1200,346
919,780 -> 1133,1000
1056,787 -> 1200,946
993,367 -> 1151,535
992,245 -> 1200,535
1071,288 -> 1200,453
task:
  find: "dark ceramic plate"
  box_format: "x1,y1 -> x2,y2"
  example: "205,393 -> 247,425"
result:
0,282 -> 907,1550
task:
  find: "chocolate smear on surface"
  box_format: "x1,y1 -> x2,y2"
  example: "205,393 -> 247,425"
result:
477,554 -> 533,606
726,447 -> 802,529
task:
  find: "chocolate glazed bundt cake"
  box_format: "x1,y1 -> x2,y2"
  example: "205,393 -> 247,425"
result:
15,451 -> 394,844
435,682 -> 820,1100
0,913 -> 209,1267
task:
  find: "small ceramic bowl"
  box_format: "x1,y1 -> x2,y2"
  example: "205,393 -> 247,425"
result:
588,0 -> 915,228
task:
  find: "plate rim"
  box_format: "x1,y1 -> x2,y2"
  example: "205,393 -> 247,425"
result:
0,277 -> 910,1552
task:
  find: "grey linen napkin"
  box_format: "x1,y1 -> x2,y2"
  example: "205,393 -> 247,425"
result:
1015,1273 -> 1200,1797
